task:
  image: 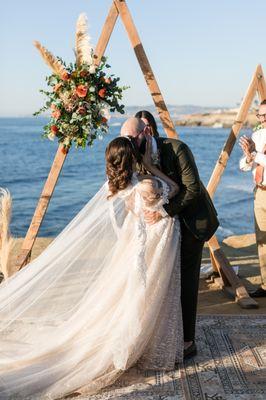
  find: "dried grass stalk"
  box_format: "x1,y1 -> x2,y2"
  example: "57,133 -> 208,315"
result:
0,237 -> 15,280
34,41 -> 67,76
0,188 -> 15,279
75,13 -> 93,66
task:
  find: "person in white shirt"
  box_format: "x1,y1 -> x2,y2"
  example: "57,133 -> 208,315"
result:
239,99 -> 266,297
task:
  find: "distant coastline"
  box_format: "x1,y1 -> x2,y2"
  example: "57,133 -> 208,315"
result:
175,109 -> 257,129
0,105 -> 257,129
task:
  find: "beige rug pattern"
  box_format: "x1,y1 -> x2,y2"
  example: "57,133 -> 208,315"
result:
73,315 -> 266,400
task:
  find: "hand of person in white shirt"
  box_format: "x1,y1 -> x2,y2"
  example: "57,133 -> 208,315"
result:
239,135 -> 256,163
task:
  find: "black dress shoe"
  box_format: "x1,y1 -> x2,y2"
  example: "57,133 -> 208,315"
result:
184,342 -> 197,359
250,287 -> 266,298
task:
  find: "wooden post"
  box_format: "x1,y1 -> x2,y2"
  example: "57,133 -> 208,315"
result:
208,236 -> 258,308
93,2 -> 119,66
114,0 -> 177,139
207,65 -> 259,198
16,3 -> 120,270
257,64 -> 266,100
204,65 -> 266,309
16,146 -> 67,269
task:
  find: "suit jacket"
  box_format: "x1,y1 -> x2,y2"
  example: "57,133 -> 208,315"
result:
156,137 -> 219,242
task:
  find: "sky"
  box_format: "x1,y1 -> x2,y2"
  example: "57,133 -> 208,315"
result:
1,0 -> 266,116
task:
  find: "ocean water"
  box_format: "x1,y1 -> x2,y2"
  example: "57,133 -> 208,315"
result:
0,117 -> 254,239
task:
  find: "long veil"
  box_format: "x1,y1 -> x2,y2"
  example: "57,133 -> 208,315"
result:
0,177 -> 182,399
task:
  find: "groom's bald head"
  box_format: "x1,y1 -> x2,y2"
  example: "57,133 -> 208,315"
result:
120,117 -> 146,138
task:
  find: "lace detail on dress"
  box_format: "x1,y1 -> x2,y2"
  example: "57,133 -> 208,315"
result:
134,191 -> 148,287
136,218 -> 183,370
160,178 -> 170,206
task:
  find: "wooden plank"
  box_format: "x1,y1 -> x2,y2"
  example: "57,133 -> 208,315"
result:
209,248 -> 229,285
16,4 -> 120,270
16,146 -> 68,269
257,64 -> 266,100
113,0 -> 178,139
207,65 -> 259,198
94,2 -> 119,65
208,236 -> 258,309
204,65 -> 266,306
210,250 -> 219,273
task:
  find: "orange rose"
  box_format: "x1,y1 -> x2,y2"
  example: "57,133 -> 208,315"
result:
75,85 -> 88,98
50,103 -> 57,110
61,72 -> 70,81
50,125 -> 59,134
105,77 -> 111,84
51,109 -> 61,119
101,117 -> 108,124
98,88 -> 106,98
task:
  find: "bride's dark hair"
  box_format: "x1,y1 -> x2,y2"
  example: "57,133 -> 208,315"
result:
105,137 -> 141,198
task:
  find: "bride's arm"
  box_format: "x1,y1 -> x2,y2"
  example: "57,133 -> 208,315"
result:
141,136 -> 179,199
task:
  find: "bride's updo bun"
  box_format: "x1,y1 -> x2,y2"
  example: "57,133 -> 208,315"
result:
106,137 -> 140,198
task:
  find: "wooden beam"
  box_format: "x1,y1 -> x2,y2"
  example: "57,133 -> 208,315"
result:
113,0 -> 177,139
257,64 -> 266,100
16,146 -> 68,269
204,66 -> 264,308
208,236 -> 258,308
16,4 -> 121,270
207,65 -> 259,198
94,2 -> 119,65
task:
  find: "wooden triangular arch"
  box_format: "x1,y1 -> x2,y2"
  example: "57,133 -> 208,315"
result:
204,64 -> 266,308
15,1 -> 264,309
15,0 -> 176,271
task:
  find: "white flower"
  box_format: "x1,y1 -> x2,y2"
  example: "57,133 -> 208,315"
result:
100,106 -> 111,120
48,133 -> 56,141
90,95 -> 96,101
89,86 -> 95,93
63,137 -> 71,146
89,65 -> 96,74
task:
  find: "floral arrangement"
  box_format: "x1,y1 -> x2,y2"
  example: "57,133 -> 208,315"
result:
33,14 -> 127,152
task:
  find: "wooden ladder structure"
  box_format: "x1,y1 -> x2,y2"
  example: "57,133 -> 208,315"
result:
15,0 -> 265,309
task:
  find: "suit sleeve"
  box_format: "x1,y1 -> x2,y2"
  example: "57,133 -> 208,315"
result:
163,143 -> 202,217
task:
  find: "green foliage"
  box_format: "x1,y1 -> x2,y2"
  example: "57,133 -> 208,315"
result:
253,123 -> 264,132
34,56 -> 128,150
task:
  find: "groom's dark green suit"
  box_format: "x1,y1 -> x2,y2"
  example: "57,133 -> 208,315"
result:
156,137 -> 219,342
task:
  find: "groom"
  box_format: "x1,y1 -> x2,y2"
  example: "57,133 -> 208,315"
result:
121,117 -> 219,359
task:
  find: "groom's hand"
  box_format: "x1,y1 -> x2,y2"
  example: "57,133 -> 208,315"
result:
143,210 -> 162,225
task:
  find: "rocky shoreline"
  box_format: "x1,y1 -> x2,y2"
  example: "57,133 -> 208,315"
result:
175,110 -> 257,128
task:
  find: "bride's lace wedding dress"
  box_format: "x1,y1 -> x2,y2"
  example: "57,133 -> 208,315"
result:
0,174 -> 183,399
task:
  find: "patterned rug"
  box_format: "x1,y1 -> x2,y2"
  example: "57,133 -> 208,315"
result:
71,315 -> 266,400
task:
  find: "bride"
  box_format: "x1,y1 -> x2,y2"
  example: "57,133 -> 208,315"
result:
0,135 -> 183,399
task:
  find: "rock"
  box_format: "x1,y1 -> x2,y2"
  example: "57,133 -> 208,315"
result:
175,111 -> 257,128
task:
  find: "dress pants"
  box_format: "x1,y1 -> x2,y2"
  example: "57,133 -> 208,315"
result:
180,219 -> 204,342
254,187 -> 266,290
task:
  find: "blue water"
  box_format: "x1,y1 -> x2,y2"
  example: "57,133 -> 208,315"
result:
0,117 -> 254,239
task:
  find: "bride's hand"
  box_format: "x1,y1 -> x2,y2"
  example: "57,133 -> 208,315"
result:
142,135 -> 153,170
